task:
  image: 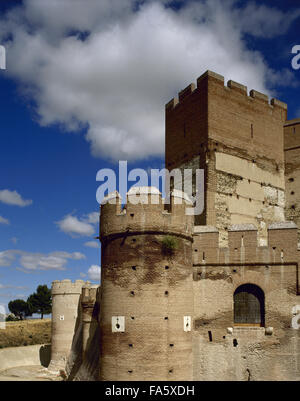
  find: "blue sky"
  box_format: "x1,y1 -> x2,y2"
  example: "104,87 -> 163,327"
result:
0,0 -> 299,311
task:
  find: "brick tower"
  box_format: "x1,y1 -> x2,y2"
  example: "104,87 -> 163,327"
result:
166,70 -> 287,246
99,187 -> 194,380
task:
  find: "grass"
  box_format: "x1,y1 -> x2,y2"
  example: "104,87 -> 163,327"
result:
0,318 -> 51,348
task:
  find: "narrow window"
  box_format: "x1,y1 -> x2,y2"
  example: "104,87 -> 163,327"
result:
251,124 -> 253,138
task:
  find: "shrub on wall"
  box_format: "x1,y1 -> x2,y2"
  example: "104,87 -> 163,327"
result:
161,235 -> 178,255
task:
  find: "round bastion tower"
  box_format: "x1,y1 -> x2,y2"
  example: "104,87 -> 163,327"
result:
48,279 -> 86,372
99,187 -> 194,381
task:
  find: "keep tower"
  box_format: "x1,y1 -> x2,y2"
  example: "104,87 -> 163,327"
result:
166,70 -> 288,246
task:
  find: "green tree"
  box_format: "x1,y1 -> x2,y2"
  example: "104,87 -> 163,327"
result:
8,299 -> 31,320
27,285 -> 52,319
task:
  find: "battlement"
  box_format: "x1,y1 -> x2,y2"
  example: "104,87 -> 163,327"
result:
51,279 -> 87,295
100,187 -> 194,242
81,284 -> 100,306
166,70 -> 287,113
193,222 -> 298,265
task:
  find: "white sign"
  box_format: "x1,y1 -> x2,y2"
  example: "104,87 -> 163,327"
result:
184,316 -> 191,332
292,305 -> 300,329
112,316 -> 125,332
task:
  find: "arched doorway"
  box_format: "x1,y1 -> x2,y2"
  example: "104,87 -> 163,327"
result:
234,284 -> 265,326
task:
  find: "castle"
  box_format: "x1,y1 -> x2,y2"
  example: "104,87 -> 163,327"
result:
48,70 -> 300,381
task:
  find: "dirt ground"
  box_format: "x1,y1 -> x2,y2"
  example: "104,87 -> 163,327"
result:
0,319 -> 51,348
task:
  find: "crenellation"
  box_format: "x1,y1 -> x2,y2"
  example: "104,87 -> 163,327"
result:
193,223 -> 299,266
227,80 -> 247,95
271,98 -> 288,110
165,71 -> 287,113
100,188 -> 194,242
178,83 -> 196,102
249,89 -> 269,103
51,279 -> 86,295
197,69 -> 224,85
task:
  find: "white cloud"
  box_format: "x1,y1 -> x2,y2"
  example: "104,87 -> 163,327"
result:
0,216 -> 10,225
0,0 -> 299,160
56,211 -> 99,237
85,212 -> 99,224
0,292 -> 27,300
0,249 -> 85,271
84,241 -> 100,248
0,283 -> 28,290
56,214 -> 95,237
0,251 -> 16,267
231,3 -> 300,38
0,189 -> 32,207
88,264 -> 100,281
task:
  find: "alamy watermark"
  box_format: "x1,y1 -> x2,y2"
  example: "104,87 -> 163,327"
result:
96,161 -> 204,215
291,45 -> 300,70
0,45 -> 6,70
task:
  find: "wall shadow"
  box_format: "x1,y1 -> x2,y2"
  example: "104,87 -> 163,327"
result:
39,344 -> 51,367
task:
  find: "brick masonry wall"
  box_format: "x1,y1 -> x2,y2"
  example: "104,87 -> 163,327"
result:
99,191 -> 194,381
166,71 -> 287,246
192,224 -> 300,380
285,119 -> 300,243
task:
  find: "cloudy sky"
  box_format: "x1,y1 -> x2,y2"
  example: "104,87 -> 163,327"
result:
0,0 -> 299,311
